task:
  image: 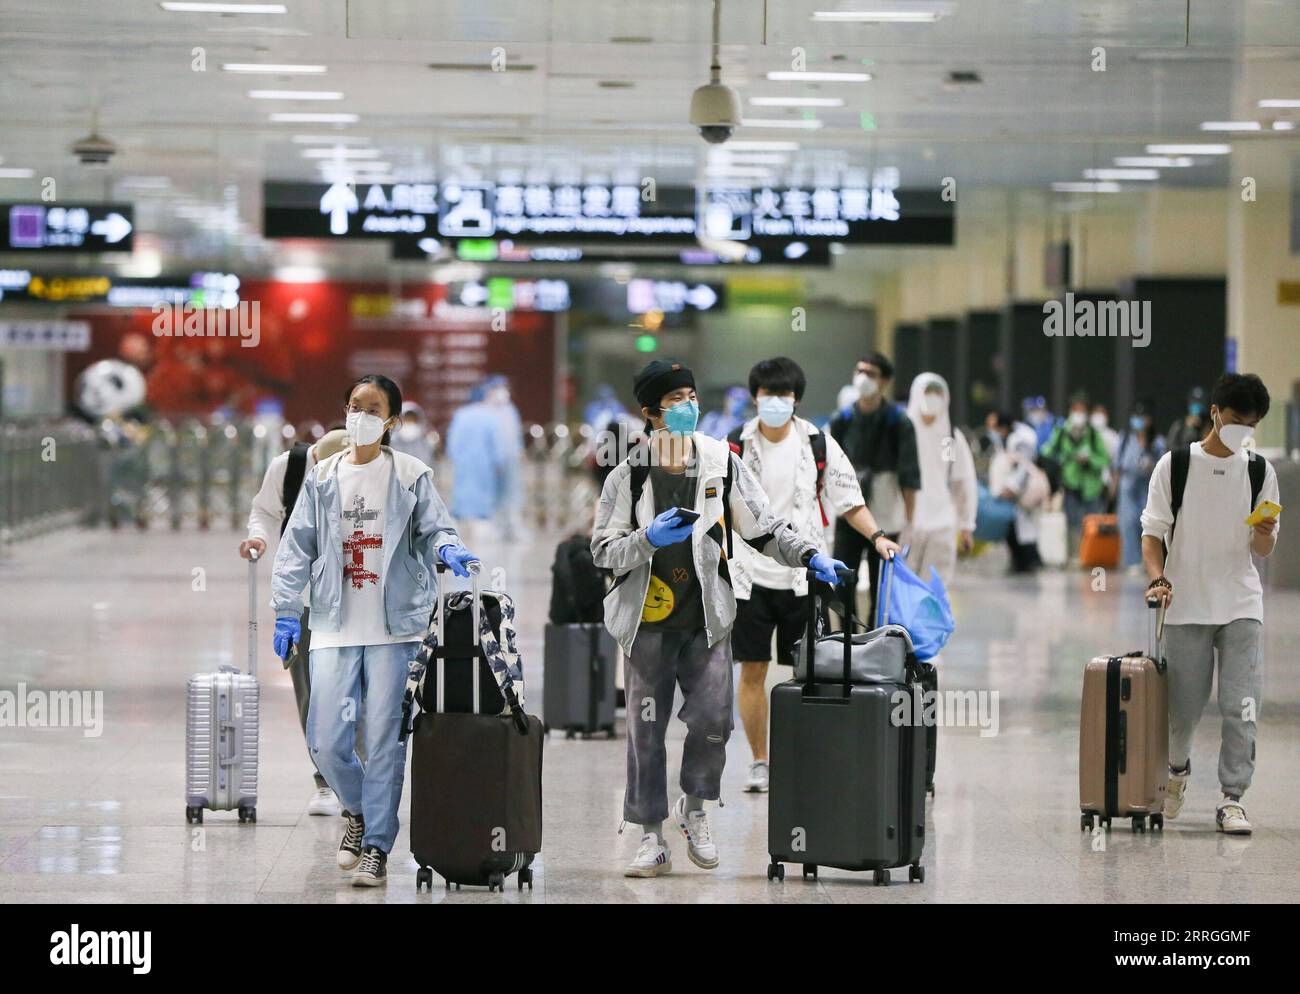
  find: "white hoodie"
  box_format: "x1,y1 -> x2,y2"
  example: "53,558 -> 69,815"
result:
905,373 -> 977,534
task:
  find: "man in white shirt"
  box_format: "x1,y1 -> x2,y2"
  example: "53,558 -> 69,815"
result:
729,358 -> 901,793
1140,373 -> 1280,835
240,427 -> 349,816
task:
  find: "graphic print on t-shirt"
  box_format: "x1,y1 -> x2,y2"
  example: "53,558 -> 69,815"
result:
642,574 -> 675,623
342,492 -> 382,589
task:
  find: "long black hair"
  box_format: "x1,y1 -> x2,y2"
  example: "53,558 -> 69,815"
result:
345,374 -> 403,446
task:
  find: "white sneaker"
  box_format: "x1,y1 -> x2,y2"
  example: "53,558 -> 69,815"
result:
745,761 -> 769,793
308,786 -> 342,817
624,834 -> 672,877
1216,796 -> 1252,836
351,846 -> 387,887
672,795 -> 719,869
1165,765 -> 1190,819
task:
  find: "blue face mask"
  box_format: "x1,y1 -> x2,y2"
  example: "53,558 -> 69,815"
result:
757,395 -> 795,429
1189,403 -> 1206,417
661,399 -> 699,436
1129,415 -> 1145,431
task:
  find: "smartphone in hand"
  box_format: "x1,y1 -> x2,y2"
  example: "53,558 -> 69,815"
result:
672,508 -> 701,526
1245,500 -> 1282,528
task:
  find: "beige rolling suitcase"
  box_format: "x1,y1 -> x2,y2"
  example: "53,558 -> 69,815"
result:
1079,600 -> 1168,833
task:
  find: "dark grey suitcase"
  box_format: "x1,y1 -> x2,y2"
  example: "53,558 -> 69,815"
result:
543,623 -> 617,739
767,565 -> 928,886
407,563 -> 543,893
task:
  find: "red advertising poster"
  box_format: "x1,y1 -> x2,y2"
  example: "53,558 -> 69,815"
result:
65,279 -> 557,431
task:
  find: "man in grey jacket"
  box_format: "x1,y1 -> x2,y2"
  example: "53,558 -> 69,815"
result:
592,358 -> 849,878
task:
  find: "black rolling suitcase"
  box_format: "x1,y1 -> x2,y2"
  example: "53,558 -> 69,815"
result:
402,563 -> 543,893
767,565 -> 928,886
543,623 -> 618,739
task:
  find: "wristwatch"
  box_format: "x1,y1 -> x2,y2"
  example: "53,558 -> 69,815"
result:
868,529 -> 886,544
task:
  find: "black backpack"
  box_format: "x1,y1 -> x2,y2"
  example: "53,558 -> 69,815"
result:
279,442 -> 311,536
1168,444 -> 1266,544
548,533 -> 608,625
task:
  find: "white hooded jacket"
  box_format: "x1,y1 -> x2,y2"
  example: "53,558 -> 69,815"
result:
905,373 -> 977,534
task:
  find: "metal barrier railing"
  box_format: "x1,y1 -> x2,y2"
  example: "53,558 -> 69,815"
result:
0,415 -> 606,551
0,419 -> 104,550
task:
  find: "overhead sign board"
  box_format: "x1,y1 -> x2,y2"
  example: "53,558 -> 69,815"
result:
1,203 -> 135,252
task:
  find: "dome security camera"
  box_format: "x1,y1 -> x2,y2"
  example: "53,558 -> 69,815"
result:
690,81 -> 741,145
690,0 -> 739,145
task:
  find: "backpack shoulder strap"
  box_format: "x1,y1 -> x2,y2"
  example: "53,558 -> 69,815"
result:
1169,444 -> 1192,525
1248,452 -> 1266,510
726,425 -> 744,455
627,443 -> 651,527
809,430 -> 829,526
279,442 -> 310,536
722,449 -> 735,560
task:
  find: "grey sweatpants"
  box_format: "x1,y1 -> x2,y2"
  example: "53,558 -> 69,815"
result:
624,628 -> 734,824
1165,619 -> 1263,798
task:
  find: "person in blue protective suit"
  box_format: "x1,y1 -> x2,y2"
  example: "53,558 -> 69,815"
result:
445,384 -> 504,523
484,375 -> 524,538
698,384 -> 750,440
270,374 -> 478,888
1114,401 -> 1165,571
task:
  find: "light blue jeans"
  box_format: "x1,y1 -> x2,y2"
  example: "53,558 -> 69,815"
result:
308,641 -> 421,853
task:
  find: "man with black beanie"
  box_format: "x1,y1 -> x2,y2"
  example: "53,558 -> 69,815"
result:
593,357 -> 849,878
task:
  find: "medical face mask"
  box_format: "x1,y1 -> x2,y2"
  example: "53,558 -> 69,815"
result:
1069,411 -> 1087,429
347,410 -> 389,447
1216,418 -> 1254,453
854,372 -> 878,398
921,391 -> 943,419
757,395 -> 795,428
1090,413 -> 1107,430
1129,415 -> 1145,431
398,423 -> 421,440
661,399 -> 700,436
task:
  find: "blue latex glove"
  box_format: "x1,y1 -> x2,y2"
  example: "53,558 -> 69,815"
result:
273,615 -> 301,661
809,552 -> 850,585
646,507 -> 694,548
438,543 -> 479,578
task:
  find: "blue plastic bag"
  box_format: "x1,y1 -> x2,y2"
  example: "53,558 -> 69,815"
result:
875,552 -> 955,662
974,481 -> 1015,542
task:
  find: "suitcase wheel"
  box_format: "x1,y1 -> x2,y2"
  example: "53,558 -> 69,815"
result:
873,869 -> 891,887
518,867 -> 533,890
185,805 -> 203,825
1080,813 -> 1094,832
237,806 -> 256,824
1150,814 -> 1164,831
565,730 -> 576,740
604,725 -> 617,738
802,864 -> 818,880
488,871 -> 505,893
416,867 -> 433,891
1100,817 -> 1112,831
1131,816 -> 1146,834
927,782 -> 935,798
909,864 -> 925,884
766,861 -> 785,882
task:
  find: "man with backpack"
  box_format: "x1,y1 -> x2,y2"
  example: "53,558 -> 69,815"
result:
240,427 -> 349,816
829,352 -> 920,624
728,358 -> 901,793
1040,392 -> 1111,558
1140,373 -> 1281,835
592,358 -> 848,878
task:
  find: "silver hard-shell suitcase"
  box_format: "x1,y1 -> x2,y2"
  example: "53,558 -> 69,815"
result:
185,551 -> 260,824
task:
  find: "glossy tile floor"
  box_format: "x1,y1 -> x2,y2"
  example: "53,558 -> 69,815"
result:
2,525 -> 1298,904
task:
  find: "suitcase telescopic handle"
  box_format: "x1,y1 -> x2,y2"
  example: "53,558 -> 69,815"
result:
1146,598 -> 1167,672
803,565 -> 857,697
247,547 -> 258,681
434,559 -> 483,714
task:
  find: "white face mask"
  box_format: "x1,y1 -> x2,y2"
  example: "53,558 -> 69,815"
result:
346,410 -> 389,447
398,423 -> 421,440
854,372 -> 878,398
1217,419 -> 1254,453
757,395 -> 795,429
1069,411 -> 1087,429
1090,413 -> 1107,430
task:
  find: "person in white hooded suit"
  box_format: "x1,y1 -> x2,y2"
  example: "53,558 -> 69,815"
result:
904,373 -> 977,583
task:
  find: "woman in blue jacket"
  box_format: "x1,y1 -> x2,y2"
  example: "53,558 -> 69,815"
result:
271,374 -> 478,887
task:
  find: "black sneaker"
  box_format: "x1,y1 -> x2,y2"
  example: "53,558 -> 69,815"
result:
352,845 -> 387,887
337,811 -> 365,870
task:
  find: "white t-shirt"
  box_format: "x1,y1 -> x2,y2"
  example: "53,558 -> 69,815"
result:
1140,443 -> 1280,626
749,430 -> 801,591
312,455 -> 424,649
